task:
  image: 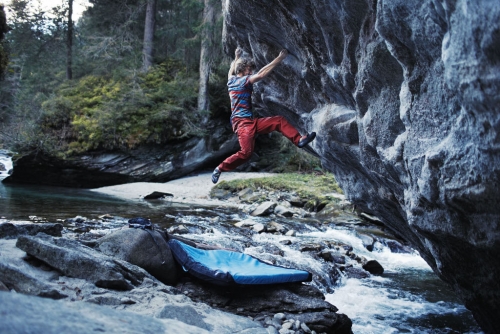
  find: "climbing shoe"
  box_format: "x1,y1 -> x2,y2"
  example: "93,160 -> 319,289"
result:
298,132 -> 316,148
211,167 -> 221,184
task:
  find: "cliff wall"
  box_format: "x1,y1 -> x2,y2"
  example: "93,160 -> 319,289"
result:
223,0 -> 500,332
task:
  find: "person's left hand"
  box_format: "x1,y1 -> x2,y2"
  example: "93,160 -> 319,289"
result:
278,49 -> 288,59
235,48 -> 243,58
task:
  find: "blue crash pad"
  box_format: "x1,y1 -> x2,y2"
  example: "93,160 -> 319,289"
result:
168,239 -> 312,285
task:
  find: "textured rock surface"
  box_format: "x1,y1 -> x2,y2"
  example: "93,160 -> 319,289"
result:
0,291 -> 209,334
179,280 -> 352,334
0,237 -> 271,334
96,229 -> 178,285
3,120 -> 237,187
0,222 -> 63,239
223,0 -> 500,332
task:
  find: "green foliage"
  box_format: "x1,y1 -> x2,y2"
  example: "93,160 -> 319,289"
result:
40,59 -> 201,154
211,172 -> 343,203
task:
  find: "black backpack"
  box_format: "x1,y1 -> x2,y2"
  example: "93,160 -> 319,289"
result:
128,217 -> 153,230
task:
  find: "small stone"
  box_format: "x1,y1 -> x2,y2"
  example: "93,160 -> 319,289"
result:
362,259 -> 384,275
253,223 -> 267,233
281,322 -> 293,330
143,191 -> 173,200
301,322 -> 312,333
234,218 -> 257,228
274,205 -> 294,217
299,243 -> 322,252
251,201 -> 277,216
285,230 -> 296,236
267,326 -> 279,334
279,240 -> 292,245
278,329 -> 295,334
273,313 -> 286,321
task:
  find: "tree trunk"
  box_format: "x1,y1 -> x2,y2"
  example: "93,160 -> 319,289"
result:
66,0 -> 73,80
142,0 -> 157,72
197,0 -> 216,121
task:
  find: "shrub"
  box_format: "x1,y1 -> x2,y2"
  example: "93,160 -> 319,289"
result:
39,59 -> 202,154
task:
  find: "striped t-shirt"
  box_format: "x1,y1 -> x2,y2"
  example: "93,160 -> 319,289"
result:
228,75 -> 253,119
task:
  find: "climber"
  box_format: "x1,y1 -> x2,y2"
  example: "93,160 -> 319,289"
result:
211,48 -> 316,184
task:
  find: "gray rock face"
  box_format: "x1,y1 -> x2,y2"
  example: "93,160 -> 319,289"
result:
223,0 -> 500,332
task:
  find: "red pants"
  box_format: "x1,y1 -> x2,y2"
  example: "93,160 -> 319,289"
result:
218,116 -> 302,172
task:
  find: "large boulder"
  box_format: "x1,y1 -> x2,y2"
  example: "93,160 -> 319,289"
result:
96,228 -> 178,285
0,292 -> 208,334
16,233 -> 152,290
223,0 -> 500,332
179,280 -> 352,334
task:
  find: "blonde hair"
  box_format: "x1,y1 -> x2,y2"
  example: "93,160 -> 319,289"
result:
235,58 -> 256,74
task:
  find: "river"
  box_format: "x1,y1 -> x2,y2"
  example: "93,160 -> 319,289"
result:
0,154 -> 483,333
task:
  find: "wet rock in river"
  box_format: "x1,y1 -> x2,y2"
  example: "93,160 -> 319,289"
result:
384,239 -> 414,254
299,243 -> 323,252
266,221 -> 286,234
358,233 -> 375,252
319,250 -> 346,265
16,233 -> 152,290
253,223 -> 267,233
167,224 -> 190,234
234,219 -> 256,228
0,222 -> 63,239
251,201 -> 277,217
362,260 -> 384,276
274,205 -> 294,218
177,280 -> 351,334
343,266 -> 370,279
96,228 -> 178,285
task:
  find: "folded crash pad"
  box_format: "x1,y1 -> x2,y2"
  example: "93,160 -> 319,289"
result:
168,239 -> 312,285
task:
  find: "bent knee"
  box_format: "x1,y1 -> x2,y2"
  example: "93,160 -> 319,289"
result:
238,149 -> 253,160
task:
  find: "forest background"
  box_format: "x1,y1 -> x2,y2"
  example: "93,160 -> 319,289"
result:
0,0 -> 319,173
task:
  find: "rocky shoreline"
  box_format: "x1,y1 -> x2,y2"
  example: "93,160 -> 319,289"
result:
0,178 -> 415,334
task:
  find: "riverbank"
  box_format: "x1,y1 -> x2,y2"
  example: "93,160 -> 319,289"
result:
91,171 -> 278,207
0,172 -> 482,333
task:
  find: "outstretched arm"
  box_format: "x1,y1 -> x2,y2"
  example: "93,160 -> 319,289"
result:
249,49 -> 288,84
228,48 -> 243,79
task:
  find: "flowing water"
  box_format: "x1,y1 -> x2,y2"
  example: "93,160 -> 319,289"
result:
0,155 -> 483,333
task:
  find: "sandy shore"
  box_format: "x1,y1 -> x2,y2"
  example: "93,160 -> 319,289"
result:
91,172 -> 276,206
